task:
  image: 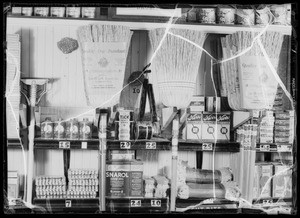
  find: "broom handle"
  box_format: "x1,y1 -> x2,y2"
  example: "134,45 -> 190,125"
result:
147,83 -> 158,122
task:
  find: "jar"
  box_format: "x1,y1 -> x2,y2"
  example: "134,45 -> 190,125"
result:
79,118 -> 92,139
81,7 -> 96,18
34,7 -> 49,17
21,7 -> 33,16
66,7 -> 81,18
66,118 -> 79,139
217,6 -> 235,24
255,5 -> 274,25
50,7 -> 65,17
41,117 -> 54,139
236,6 -> 255,25
197,8 -> 216,24
270,4 -> 287,25
186,8 -> 197,22
54,118 -> 66,139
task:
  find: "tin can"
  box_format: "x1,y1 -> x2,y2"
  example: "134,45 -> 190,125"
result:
66,7 -> 81,18
115,109 -> 135,140
66,119 -> 79,139
79,118 -> 92,139
41,117 -> 54,139
34,7 -> 49,17
51,7 -> 65,17
21,7 -> 33,16
255,6 -> 274,25
197,8 -> 216,24
54,118 -> 66,139
217,7 -> 235,24
81,7 -> 96,18
236,8 -> 255,25
135,121 -> 153,140
270,4 -> 287,25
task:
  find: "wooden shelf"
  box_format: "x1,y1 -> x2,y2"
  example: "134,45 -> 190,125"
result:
107,138 -> 171,150
175,198 -> 238,211
256,143 -> 292,153
34,138 -> 99,150
252,198 -> 292,208
7,138 -> 25,149
178,140 -> 240,152
7,16 -> 292,35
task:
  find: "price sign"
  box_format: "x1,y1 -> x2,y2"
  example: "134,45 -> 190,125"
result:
81,142 -> 87,149
59,141 -> 70,149
260,144 -> 270,152
130,200 -> 141,207
277,144 -> 291,152
202,143 -> 213,151
262,199 -> 273,205
151,200 -> 161,207
146,142 -> 156,149
120,141 -> 131,149
65,199 -> 72,207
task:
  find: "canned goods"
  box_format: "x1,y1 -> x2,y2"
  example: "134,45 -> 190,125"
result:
41,117 -> 54,139
236,8 -> 255,25
66,7 -> 81,18
115,109 -> 135,140
197,8 -> 216,24
187,8 -> 197,22
256,6 -> 274,25
54,118 -> 66,139
81,7 -> 96,18
51,7 -> 65,17
217,7 -> 235,24
135,121 -> 153,140
270,4 -> 287,25
79,118 -> 92,139
34,7 -> 49,16
66,119 -> 79,139
21,7 -> 33,16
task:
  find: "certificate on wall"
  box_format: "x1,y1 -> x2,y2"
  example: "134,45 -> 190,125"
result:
238,55 -> 279,110
81,42 -> 127,107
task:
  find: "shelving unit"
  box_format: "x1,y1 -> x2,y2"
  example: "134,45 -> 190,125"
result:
256,143 -> 293,153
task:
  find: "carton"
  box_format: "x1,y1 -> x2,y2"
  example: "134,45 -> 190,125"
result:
259,163 -> 273,198
186,113 -> 202,140
189,95 -> 205,113
272,163 -> 292,198
106,160 -> 143,197
253,165 -> 260,199
8,171 -> 19,198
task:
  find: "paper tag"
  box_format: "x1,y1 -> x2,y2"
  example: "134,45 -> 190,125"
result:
151,199 -> 161,207
260,144 -> 270,152
277,144 -> 291,152
130,200 -> 141,207
120,141 -> 131,149
81,142 -> 87,149
146,142 -> 156,149
65,199 -> 72,207
59,141 -> 70,149
202,143 -> 213,151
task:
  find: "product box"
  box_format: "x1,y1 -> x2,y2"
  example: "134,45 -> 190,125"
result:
253,165 -> 260,199
186,113 -> 202,140
205,97 -> 221,112
272,163 -> 292,198
188,95 -> 205,113
8,171 -> 19,198
108,150 -> 135,160
202,112 -> 230,141
259,163 -> 273,198
106,160 -> 143,197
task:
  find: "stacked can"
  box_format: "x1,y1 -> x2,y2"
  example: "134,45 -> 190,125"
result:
66,169 -> 98,199
259,111 -> 275,143
35,176 -> 66,199
274,111 -> 295,143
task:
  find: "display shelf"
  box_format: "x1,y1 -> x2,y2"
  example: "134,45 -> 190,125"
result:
175,198 -> 238,211
33,198 -> 99,213
107,138 -> 171,150
252,198 -> 292,208
34,138 -> 99,150
178,140 -> 240,152
106,197 -> 168,213
7,138 -> 24,149
256,143 -> 293,153
7,16 -> 292,35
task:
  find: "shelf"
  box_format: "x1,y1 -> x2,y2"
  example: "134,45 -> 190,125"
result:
7,16 -> 292,35
34,138 -> 99,150
7,138 -> 24,149
178,140 -> 240,152
252,198 -> 292,208
256,143 -> 293,153
33,198 -> 99,213
107,138 -> 171,150
175,198 -> 238,211
106,197 -> 168,213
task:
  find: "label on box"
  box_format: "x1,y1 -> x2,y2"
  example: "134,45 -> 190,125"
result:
189,96 -> 205,112
272,164 -> 292,198
202,113 -> 230,141
253,165 -> 260,199
260,164 -> 273,198
186,113 -> 202,140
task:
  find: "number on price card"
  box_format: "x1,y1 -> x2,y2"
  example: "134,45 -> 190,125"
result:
151,200 -> 161,207
202,143 -> 213,151
65,200 -> 72,207
120,141 -> 131,149
146,142 -> 156,149
260,144 -> 270,152
59,141 -> 70,149
131,200 -> 141,207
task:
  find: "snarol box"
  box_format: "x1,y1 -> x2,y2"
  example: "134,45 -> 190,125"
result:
201,112 -> 231,141
186,113 -> 202,140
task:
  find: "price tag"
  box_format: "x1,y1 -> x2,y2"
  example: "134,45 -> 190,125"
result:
59,141 -> 70,149
65,199 -> 72,207
146,142 -> 156,149
81,142 -> 87,149
277,144 -> 291,152
202,143 -> 213,151
151,199 -> 161,207
120,141 -> 131,149
262,199 -> 273,205
130,200 -> 141,207
260,144 -> 270,152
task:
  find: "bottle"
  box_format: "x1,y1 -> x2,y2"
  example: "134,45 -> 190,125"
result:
41,117 -> 54,139
54,118 -> 66,139
66,119 -> 79,139
80,118 -> 92,139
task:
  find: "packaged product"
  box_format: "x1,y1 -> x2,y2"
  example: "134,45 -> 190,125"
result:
186,113 -> 202,140
41,117 -> 54,139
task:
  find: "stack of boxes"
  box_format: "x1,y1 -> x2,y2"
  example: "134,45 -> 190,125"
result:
274,111 -> 295,144
258,111 -> 275,143
35,176 -> 66,199
66,169 -> 98,199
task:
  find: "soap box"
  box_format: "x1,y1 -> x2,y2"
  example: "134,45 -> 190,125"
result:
259,163 -> 273,198
272,163 -> 292,198
186,113 -> 202,140
201,112 -> 230,141
188,95 -> 205,113
8,171 -> 19,198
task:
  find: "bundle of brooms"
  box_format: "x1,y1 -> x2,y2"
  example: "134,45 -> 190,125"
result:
77,24 -> 133,107
149,28 -> 207,109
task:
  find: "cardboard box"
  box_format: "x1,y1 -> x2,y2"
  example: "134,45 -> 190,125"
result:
189,95 -> 205,113
253,165 -> 260,199
202,112 -> 230,141
109,150 -> 135,160
259,164 -> 273,198
186,113 -> 202,140
8,171 -> 19,198
272,164 -> 292,198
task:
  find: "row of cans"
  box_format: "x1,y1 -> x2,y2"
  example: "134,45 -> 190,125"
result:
35,176 -> 66,186
68,179 -> 98,186
16,7 -> 96,18
66,193 -> 97,199
36,194 -> 66,199
41,118 -> 92,139
184,4 -> 291,25
68,169 -> 98,176
68,185 -> 98,192
36,185 -> 66,191
36,189 -> 66,196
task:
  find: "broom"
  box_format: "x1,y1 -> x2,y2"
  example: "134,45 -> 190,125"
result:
77,24 -> 132,211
